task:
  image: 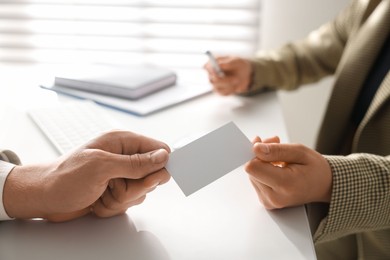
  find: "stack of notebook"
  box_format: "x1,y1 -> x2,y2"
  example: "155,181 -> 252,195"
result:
42,64 -> 212,116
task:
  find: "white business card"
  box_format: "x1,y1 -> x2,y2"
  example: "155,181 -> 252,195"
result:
166,122 -> 254,196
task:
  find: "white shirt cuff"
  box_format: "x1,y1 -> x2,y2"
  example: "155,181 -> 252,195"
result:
0,161 -> 16,221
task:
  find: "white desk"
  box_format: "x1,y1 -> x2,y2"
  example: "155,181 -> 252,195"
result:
0,64 -> 316,260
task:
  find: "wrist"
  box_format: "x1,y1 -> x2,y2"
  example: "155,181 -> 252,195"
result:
318,156 -> 333,203
3,165 -> 48,219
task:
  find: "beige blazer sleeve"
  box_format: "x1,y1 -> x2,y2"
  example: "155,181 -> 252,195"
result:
248,0 -> 358,92
315,154 -> 390,242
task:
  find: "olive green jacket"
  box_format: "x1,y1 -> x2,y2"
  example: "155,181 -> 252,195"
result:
249,0 -> 390,259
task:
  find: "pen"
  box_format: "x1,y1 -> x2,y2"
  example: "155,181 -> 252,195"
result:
205,50 -> 226,78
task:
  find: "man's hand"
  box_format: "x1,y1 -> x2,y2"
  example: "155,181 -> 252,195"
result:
245,136 -> 333,209
203,56 -> 253,96
3,130 -> 171,222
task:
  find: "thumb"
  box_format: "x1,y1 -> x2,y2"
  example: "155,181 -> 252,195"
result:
104,149 -> 169,180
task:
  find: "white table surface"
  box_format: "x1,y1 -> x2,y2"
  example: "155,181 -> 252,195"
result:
0,64 -> 316,260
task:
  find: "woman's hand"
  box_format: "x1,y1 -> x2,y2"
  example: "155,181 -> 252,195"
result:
204,55 -> 253,96
245,136 -> 333,209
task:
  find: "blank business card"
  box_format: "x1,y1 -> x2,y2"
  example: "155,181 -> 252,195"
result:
166,122 -> 254,196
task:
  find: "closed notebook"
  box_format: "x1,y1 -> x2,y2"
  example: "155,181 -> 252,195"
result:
54,64 -> 177,100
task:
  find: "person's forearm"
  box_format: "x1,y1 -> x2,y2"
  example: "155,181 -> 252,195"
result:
250,23 -> 342,93
249,0 -> 353,93
3,164 -> 50,219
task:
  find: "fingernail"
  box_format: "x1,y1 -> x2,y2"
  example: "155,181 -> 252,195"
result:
256,143 -> 270,154
151,149 -> 168,164
252,136 -> 261,143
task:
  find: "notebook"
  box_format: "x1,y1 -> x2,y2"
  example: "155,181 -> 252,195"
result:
41,81 -> 212,117
54,64 -> 177,100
